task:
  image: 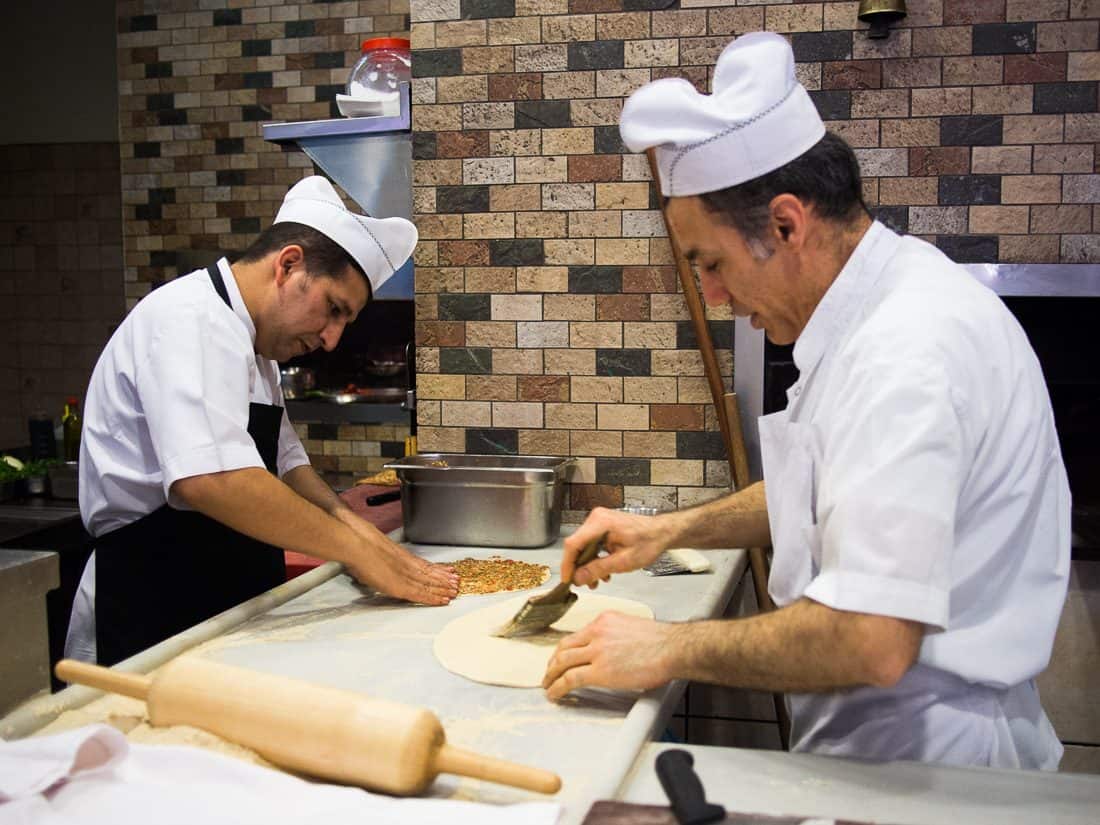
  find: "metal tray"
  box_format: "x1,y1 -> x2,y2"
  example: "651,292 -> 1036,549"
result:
384,453 -> 573,548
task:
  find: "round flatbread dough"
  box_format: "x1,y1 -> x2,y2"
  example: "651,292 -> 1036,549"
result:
433,592 -> 654,687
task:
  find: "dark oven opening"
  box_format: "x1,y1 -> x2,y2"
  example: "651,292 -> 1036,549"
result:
758,297 -> 1100,559
279,299 -> 414,399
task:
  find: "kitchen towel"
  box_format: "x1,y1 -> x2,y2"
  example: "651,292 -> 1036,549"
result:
0,724 -> 561,825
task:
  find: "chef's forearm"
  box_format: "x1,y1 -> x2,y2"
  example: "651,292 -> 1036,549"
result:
171,468 -> 362,565
664,598 -> 923,693
661,481 -> 771,550
281,464 -> 349,516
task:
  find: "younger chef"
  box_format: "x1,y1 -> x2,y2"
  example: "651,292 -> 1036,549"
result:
67,176 -> 458,666
544,33 -> 1070,770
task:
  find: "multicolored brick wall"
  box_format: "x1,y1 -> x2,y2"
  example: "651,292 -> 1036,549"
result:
301,421 -> 412,486
0,143 -> 125,450
408,0 -> 1100,521
107,1 -> 1100,506
116,0 -> 411,304
114,0 -> 412,474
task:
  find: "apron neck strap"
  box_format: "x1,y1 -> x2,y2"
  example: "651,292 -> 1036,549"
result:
206,263 -> 231,309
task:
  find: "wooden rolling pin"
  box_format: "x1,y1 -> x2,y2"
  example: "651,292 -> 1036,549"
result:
56,657 -> 561,796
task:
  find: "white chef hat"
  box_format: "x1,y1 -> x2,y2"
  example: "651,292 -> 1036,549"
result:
619,32 -> 825,198
273,175 -> 417,295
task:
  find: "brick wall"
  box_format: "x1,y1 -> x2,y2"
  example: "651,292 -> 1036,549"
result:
0,143 -> 124,450
409,0 -> 1100,521
303,421 -> 412,487
115,0 -> 412,472
116,0 -> 411,303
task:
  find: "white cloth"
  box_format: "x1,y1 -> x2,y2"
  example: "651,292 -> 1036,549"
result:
760,221 -> 1069,769
0,725 -> 560,825
66,258 -> 311,662
274,175 -> 417,295
619,32 -> 825,196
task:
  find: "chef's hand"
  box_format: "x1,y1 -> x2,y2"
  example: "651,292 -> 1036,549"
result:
346,537 -> 459,605
339,515 -> 458,604
542,612 -> 675,700
561,507 -> 671,589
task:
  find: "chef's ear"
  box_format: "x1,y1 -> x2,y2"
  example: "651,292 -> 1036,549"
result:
769,194 -> 805,248
274,244 -> 306,284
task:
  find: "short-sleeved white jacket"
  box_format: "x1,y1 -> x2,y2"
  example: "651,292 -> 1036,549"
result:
768,222 -> 1070,767
79,258 -> 310,538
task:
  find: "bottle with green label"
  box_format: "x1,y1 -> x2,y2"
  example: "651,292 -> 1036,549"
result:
62,396 -> 82,462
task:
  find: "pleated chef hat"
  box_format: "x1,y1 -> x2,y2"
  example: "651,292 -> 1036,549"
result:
619,32 -> 825,198
273,175 -> 417,295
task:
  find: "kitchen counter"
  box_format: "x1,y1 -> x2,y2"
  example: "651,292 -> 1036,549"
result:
616,742 -> 1100,824
2,528 -> 747,823
0,549 -> 59,714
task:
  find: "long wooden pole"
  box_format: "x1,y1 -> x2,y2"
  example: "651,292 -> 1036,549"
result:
644,149 -> 773,608
645,149 -> 790,750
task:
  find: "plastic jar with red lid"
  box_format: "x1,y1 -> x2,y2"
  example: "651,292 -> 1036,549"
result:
346,37 -> 411,101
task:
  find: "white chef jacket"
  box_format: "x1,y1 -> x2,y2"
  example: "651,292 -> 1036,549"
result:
763,222 -> 1070,769
65,258 -> 310,661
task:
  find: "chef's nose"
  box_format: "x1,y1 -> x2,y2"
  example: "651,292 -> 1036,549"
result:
319,319 -> 346,352
699,270 -> 731,308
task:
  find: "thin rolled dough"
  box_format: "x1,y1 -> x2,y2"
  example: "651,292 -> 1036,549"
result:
433,591 -> 653,687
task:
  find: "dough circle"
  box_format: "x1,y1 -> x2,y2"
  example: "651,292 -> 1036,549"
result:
433,592 -> 654,687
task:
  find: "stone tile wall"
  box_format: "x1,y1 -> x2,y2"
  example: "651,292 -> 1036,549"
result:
409,0 -> 1100,521
116,0 -> 411,305
114,0 -> 412,470
302,420 -> 412,488
0,143 -> 124,450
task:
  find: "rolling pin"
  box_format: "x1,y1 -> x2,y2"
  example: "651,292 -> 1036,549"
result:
56,657 -> 561,796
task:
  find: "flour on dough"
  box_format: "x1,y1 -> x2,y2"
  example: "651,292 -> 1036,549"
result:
433,592 -> 653,687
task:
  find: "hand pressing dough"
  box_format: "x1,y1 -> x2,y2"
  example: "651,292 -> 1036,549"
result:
433,591 -> 653,687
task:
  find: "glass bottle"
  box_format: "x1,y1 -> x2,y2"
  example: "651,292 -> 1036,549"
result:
62,396 -> 82,462
28,409 -> 56,460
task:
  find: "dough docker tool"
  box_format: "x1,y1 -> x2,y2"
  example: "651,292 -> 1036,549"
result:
493,532 -> 606,638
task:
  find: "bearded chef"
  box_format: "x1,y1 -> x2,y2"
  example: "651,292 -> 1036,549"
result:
544,32 -> 1071,770
67,176 -> 458,666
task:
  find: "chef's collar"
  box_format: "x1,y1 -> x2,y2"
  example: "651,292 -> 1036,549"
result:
215,256 -> 257,346
791,221 -> 899,378
618,32 -> 825,197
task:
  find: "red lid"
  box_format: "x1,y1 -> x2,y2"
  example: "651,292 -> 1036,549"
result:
66,396 -> 79,404
361,37 -> 410,53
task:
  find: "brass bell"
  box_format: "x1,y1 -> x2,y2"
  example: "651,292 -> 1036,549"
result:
858,0 -> 907,39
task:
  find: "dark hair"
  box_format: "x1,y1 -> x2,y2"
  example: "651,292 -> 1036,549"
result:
696,132 -> 868,245
232,221 -> 369,294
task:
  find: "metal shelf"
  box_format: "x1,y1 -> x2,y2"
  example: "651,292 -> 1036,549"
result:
285,401 -> 409,426
261,84 -> 413,299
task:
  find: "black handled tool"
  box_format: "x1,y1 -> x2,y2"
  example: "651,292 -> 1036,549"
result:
656,749 -> 726,825
366,489 -> 401,506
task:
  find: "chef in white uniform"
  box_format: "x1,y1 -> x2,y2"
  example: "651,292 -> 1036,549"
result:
544,32 -> 1070,770
67,176 -> 458,666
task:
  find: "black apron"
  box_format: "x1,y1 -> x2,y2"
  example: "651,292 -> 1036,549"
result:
95,265 -> 287,666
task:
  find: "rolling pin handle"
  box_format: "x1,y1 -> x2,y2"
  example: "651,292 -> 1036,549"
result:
434,744 -> 562,795
55,658 -> 153,701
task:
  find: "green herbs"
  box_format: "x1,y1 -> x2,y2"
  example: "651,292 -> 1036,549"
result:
0,456 -> 61,480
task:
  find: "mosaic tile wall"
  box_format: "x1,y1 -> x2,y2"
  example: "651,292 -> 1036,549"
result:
114,0 -> 412,473
0,143 -> 125,450
116,0 -> 411,303
110,1 -> 1100,503
408,0 -> 1100,521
